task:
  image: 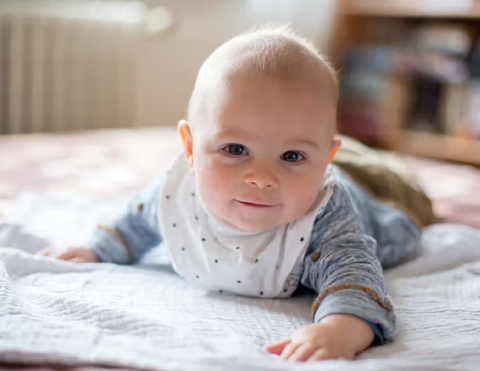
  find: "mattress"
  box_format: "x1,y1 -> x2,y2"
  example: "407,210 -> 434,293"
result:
1,222 -> 480,371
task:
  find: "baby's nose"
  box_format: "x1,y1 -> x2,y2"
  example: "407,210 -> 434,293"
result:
244,168 -> 279,189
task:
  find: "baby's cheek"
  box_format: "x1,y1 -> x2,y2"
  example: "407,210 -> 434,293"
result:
204,162 -> 234,191
285,176 -> 322,215
196,164 -> 235,210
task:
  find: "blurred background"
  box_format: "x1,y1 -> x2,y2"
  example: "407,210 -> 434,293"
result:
0,0 -> 479,230
334,0 -> 480,165
0,0 -> 336,133
1,0 -> 480,165
0,0 -> 480,165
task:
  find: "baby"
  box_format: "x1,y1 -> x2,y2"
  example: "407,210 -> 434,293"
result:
40,27 -> 421,362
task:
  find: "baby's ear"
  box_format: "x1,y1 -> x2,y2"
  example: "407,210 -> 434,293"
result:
327,139 -> 341,164
177,120 -> 194,170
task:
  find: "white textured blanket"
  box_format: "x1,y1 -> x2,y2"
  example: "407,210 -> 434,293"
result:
0,194 -> 480,371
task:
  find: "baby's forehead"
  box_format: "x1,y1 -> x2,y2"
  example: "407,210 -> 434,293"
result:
194,78 -> 336,146
189,29 -> 337,133
220,74 -> 335,115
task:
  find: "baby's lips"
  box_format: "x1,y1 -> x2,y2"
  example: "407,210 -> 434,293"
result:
235,199 -> 278,207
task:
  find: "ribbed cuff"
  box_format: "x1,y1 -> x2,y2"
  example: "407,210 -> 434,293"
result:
313,289 -> 396,343
89,227 -> 131,265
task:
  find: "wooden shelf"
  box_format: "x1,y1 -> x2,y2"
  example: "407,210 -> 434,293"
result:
342,0 -> 480,19
333,0 -> 480,165
395,132 -> 480,164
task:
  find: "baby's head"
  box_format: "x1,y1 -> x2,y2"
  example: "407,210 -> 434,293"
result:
179,26 -> 340,233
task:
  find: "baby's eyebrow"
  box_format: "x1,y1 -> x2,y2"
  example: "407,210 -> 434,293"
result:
213,129 -> 251,142
289,139 -> 319,149
211,129 -> 319,150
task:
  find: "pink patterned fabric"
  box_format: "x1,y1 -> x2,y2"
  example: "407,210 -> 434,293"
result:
0,128 -> 182,220
407,157 -> 480,230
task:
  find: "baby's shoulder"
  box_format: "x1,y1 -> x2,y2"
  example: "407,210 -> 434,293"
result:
311,168 -> 366,235
321,166 -> 361,210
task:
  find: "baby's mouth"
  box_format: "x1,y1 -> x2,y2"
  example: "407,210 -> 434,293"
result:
235,200 -> 277,208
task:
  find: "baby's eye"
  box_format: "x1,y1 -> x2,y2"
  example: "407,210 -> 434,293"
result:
281,151 -> 304,162
224,144 -> 248,156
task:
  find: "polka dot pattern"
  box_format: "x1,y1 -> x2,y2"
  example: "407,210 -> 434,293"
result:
159,154 -> 336,300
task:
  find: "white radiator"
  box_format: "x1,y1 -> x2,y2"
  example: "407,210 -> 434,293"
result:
0,2 -> 150,135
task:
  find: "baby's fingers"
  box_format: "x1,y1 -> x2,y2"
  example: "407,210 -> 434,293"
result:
36,247 -> 60,257
57,250 -> 82,261
65,257 -> 84,264
264,338 -> 291,355
280,342 -> 301,360
288,342 -> 316,362
36,247 -> 88,263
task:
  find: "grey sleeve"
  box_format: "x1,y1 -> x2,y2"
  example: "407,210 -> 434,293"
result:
88,176 -> 164,265
301,203 -> 396,343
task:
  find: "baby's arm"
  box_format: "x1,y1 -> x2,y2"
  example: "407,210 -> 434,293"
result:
39,175 -> 165,264
305,205 -> 394,341
89,176 -> 164,264
267,204 -> 395,361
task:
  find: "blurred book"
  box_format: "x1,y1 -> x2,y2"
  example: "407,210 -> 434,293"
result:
407,75 -> 443,134
339,21 -> 475,141
441,83 -> 467,137
464,82 -> 480,139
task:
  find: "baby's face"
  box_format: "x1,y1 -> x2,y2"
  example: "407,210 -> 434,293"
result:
187,77 -> 338,233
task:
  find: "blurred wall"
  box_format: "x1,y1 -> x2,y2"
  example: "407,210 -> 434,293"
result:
135,0 -> 338,127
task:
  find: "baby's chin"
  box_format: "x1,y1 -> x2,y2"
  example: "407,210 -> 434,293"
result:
234,221 -> 277,233
228,213 -> 300,233
209,201 -> 310,233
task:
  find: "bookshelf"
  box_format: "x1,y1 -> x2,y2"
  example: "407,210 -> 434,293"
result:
342,1 -> 480,19
333,0 -> 480,165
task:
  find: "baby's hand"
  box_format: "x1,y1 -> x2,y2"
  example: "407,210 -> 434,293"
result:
37,247 -> 99,263
265,314 -> 375,362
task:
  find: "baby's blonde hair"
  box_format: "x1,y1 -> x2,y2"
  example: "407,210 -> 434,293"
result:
223,25 -> 337,83
188,25 -> 338,124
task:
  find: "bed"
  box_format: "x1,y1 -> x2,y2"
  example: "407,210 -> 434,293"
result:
1,127 -> 480,371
